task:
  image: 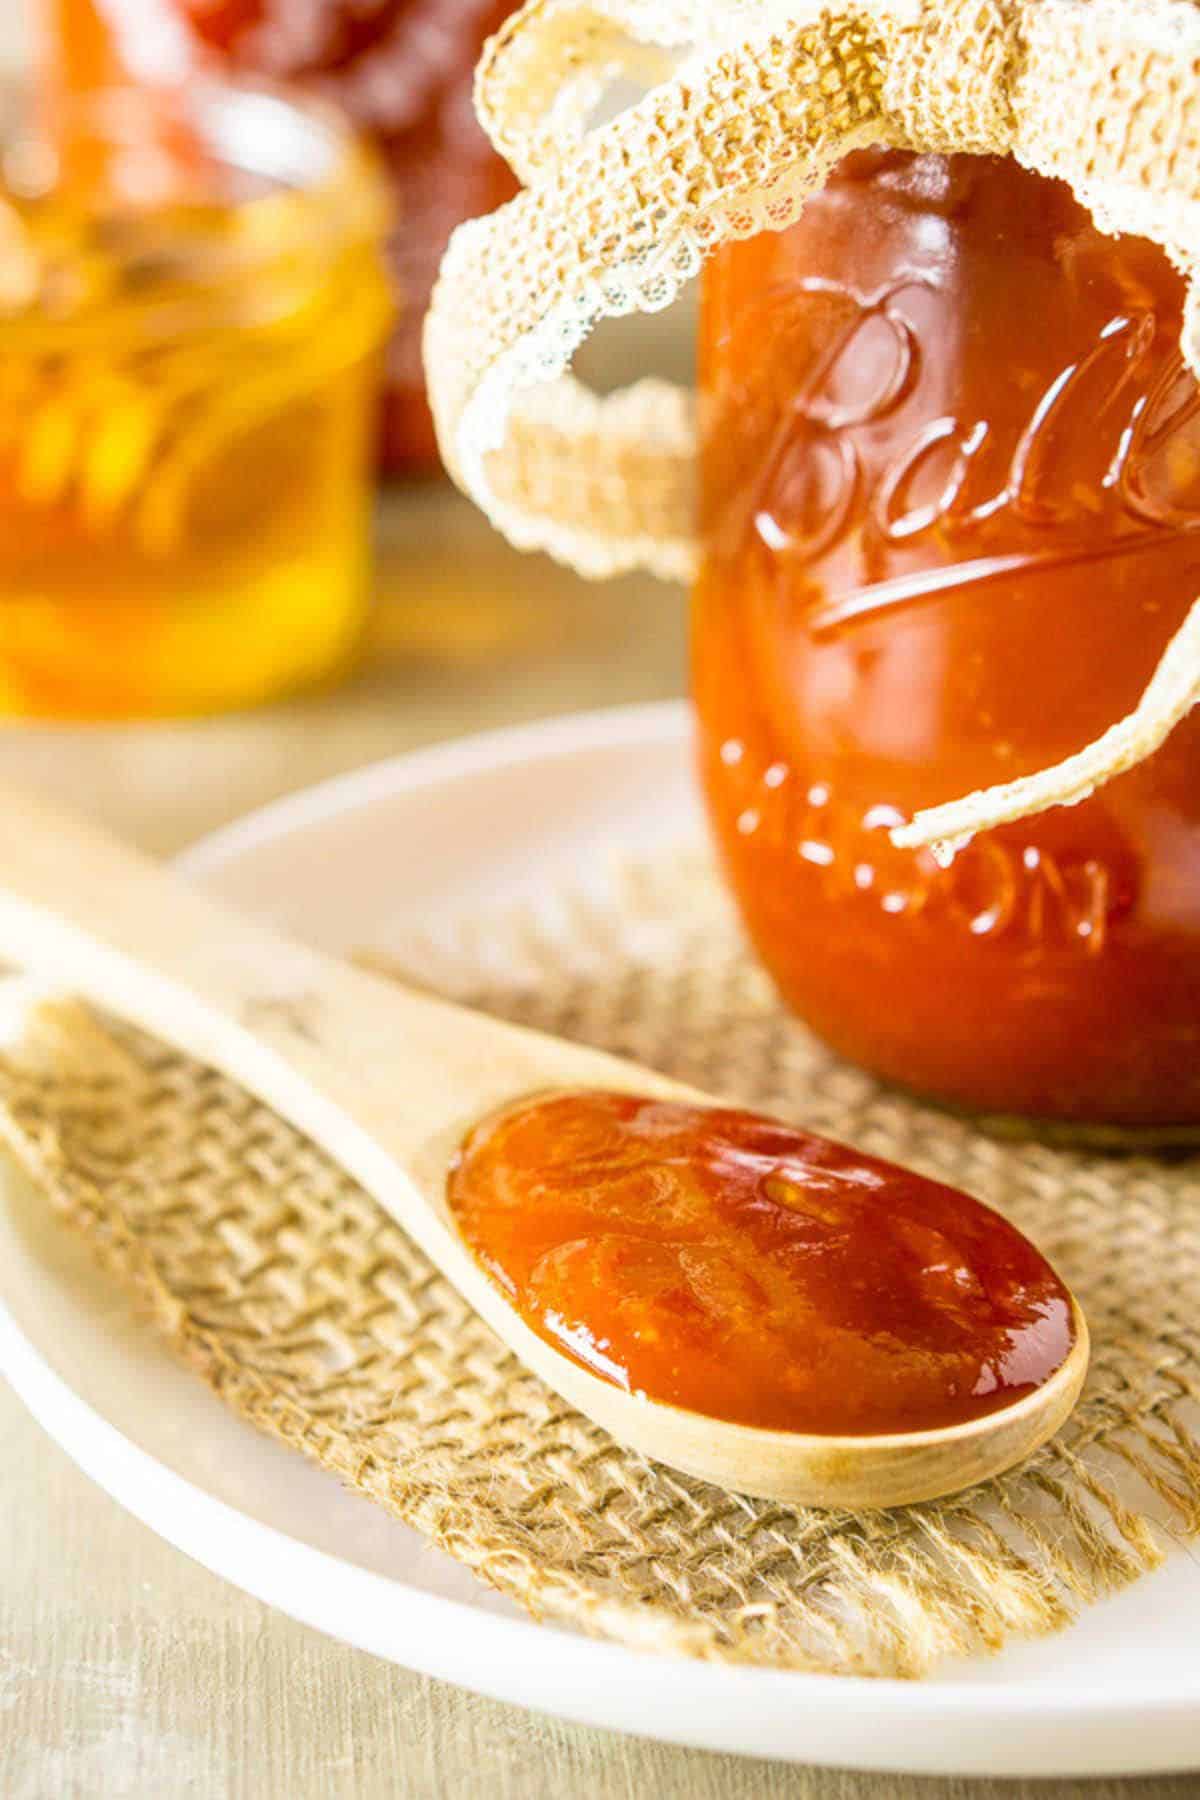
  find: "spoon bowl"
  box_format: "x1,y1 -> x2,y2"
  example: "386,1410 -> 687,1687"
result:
0,781 -> 1088,1505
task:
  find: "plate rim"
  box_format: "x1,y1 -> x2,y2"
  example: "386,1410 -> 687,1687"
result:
2,698 -> 1199,1773
173,699 -> 695,880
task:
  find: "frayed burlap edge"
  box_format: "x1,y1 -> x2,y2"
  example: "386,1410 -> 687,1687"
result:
1,855 -> 1199,1677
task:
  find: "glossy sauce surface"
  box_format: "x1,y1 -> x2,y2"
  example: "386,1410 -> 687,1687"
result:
448,1090 -> 1075,1435
696,153 -> 1200,1126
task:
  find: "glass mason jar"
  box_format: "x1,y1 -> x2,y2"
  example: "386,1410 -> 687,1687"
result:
0,78 -> 392,717
695,152 -> 1200,1132
164,0 -> 519,475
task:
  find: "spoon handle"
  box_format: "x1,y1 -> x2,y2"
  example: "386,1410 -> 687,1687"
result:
0,782 -> 671,1260
0,783 -> 1091,1506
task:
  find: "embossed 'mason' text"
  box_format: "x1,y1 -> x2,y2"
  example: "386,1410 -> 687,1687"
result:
715,740 -> 1121,955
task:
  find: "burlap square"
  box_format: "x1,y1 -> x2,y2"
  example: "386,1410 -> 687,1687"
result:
1,854 -> 1198,1677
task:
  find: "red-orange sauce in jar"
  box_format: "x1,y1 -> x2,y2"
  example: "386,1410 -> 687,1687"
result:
695,152 -> 1200,1129
448,1090 -> 1075,1435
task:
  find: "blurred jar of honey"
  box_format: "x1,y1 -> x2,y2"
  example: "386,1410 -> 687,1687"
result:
156,0 -> 518,474
0,77 -> 392,717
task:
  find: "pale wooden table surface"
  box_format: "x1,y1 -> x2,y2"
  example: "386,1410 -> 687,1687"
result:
0,487 -> 1193,1799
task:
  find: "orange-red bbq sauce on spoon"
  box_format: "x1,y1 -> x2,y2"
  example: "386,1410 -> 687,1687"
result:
448,1091 -> 1075,1436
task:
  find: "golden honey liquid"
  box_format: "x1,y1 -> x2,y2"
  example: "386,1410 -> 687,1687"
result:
0,89 -> 390,718
0,352 -> 378,717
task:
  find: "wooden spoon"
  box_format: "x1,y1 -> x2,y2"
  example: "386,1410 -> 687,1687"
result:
0,783 -> 1088,1507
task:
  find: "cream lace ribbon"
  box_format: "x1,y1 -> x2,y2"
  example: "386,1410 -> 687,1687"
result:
425,0 -> 1200,854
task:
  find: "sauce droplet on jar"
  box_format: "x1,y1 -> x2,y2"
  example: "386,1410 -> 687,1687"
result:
448,1091 -> 1076,1436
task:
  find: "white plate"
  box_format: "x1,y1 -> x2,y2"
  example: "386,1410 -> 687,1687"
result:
1,700 -> 1198,1778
